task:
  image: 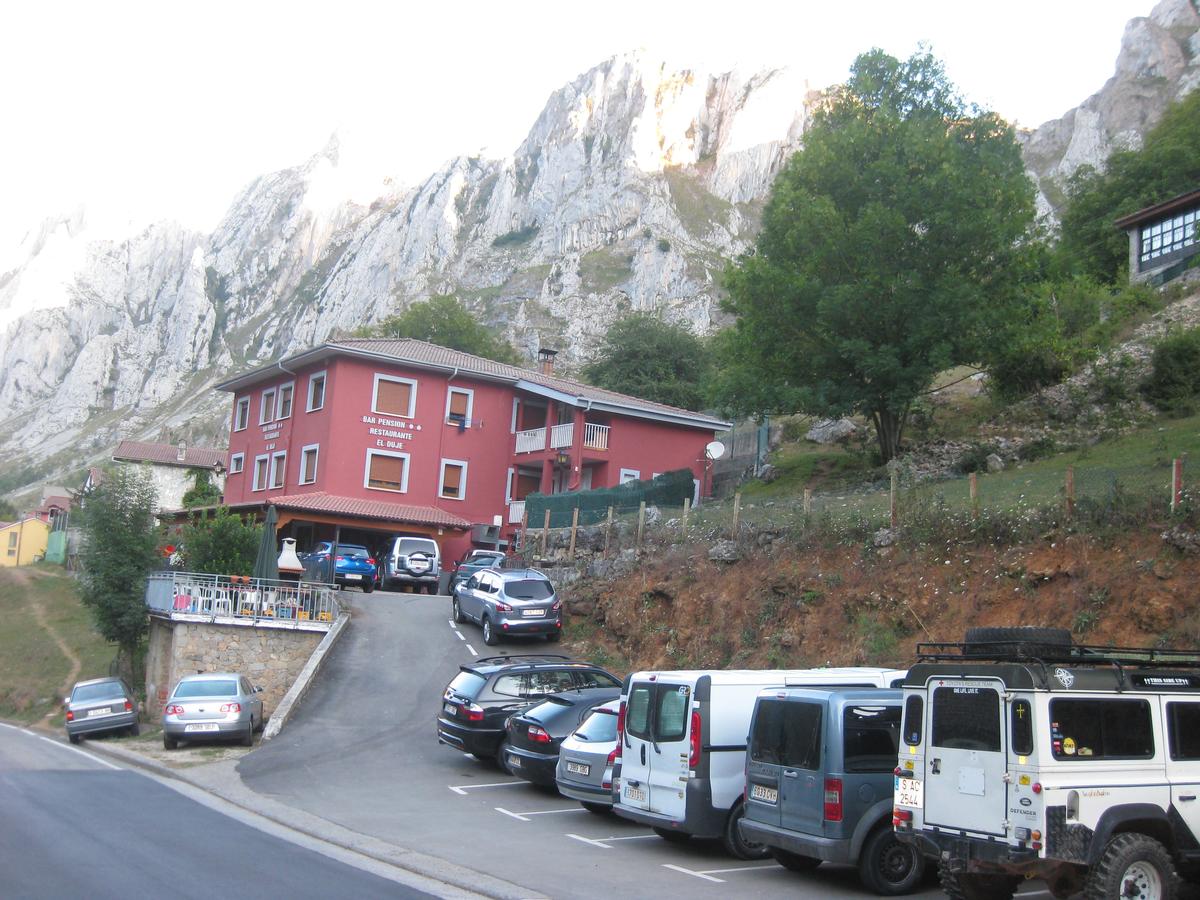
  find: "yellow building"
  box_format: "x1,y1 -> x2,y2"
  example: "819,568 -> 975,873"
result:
0,517 -> 50,567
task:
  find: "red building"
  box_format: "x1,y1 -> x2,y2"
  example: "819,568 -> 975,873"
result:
216,338 -> 729,563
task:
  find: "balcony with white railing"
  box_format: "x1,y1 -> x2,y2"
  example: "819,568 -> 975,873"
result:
508,500 -> 526,524
145,571 -> 342,631
550,423 -> 574,449
583,422 -> 610,451
515,427 -> 546,454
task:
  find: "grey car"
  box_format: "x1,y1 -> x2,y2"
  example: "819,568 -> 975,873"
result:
556,698 -> 620,812
451,568 -> 562,645
65,677 -> 139,743
162,673 -> 264,749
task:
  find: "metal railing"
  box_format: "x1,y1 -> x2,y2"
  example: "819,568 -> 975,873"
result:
515,427 -> 546,454
583,423 -> 610,450
550,423 -> 574,449
145,571 -> 342,630
508,500 -> 526,524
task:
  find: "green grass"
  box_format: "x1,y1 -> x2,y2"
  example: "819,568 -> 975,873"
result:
740,444 -> 870,499
0,567 -> 115,724
579,248 -> 634,292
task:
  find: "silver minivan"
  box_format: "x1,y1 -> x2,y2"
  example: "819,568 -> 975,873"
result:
451,568 -> 562,645
741,687 -> 924,895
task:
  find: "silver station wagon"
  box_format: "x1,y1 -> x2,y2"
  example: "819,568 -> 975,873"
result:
451,568 -> 562,645
162,673 -> 264,749
65,677 -> 140,743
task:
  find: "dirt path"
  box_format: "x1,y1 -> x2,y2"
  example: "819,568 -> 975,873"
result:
8,568 -> 83,715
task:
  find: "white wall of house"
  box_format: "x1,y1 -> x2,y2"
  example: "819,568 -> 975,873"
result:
119,463 -> 225,511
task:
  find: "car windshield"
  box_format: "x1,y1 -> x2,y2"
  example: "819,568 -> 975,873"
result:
72,682 -> 125,703
174,679 -> 238,698
338,546 -> 369,559
574,707 -> 618,742
505,578 -> 553,600
397,539 -> 435,555
468,554 -> 504,566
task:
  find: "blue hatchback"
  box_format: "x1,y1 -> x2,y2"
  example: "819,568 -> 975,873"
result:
302,542 -> 377,592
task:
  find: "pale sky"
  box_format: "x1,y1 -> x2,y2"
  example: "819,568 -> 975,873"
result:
0,0 -> 1155,248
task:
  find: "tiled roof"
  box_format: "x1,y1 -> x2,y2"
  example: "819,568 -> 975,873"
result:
252,491 -> 472,529
113,440 -> 227,469
1114,188 -> 1200,229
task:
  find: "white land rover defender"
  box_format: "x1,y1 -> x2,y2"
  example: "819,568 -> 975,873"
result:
894,627 -> 1200,900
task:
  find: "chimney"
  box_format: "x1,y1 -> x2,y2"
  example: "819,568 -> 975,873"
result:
176,441 -> 187,462
537,348 -> 558,376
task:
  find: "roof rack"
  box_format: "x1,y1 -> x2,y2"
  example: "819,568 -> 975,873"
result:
470,653 -> 572,666
916,641 -> 1200,669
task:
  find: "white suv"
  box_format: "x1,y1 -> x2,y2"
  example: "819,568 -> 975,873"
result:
895,626 -> 1200,900
380,536 -> 441,593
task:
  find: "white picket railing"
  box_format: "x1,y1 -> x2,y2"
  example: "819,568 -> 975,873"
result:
145,571 -> 342,631
550,423 -> 574,449
515,427 -> 546,454
583,423 -> 610,450
508,500 -> 526,524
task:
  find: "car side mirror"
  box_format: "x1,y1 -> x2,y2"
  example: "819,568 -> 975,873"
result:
254,685 -> 264,693
63,696 -> 71,706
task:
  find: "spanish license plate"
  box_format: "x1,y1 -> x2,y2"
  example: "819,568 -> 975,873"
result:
566,761 -> 590,776
508,754 -> 522,768
185,723 -> 220,733
344,573 -> 361,580
750,783 -> 778,804
443,703 -> 457,717
624,784 -> 646,803
521,608 -> 545,617
87,707 -> 112,717
895,777 -> 923,808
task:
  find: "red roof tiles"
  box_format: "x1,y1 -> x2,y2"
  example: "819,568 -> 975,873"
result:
113,440 -> 227,469
247,491 -> 471,529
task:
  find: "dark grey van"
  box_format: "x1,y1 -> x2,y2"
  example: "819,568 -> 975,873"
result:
740,687 -> 925,895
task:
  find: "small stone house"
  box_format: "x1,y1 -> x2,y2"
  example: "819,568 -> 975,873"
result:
111,440 -> 228,511
1115,188 -> 1200,285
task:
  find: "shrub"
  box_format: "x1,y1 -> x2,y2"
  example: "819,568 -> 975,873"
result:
179,507 -> 262,576
656,238 -> 671,253
956,443 -> 998,474
492,224 -> 539,248
1142,327 -> 1200,415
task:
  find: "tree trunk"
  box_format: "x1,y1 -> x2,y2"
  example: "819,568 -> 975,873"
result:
870,406 -> 907,464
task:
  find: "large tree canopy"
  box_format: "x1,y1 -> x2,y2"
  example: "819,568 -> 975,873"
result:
582,313 -> 712,410
715,49 -> 1036,462
366,295 -> 522,365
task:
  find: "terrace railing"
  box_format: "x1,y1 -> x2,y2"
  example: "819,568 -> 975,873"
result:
145,571 -> 343,631
515,427 -> 546,454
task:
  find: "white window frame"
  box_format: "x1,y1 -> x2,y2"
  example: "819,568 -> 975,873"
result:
510,398 -> 519,433
364,449 -> 410,493
505,467 -> 514,503
298,444 -> 320,485
234,397 -> 250,432
619,468 -> 641,484
438,458 -> 469,501
269,451 -> 287,490
371,373 -> 417,419
229,452 -> 245,474
252,454 -> 270,491
445,386 -> 474,426
306,370 -> 327,412
276,381 -> 295,420
259,387 -> 277,425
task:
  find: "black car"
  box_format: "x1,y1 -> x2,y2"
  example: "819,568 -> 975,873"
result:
503,687 -> 621,787
437,655 -> 621,769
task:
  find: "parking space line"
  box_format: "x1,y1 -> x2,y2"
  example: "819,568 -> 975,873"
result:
465,644 -> 478,656
496,807 -> 531,821
699,864 -> 779,875
447,620 -> 455,627
496,807 -> 588,821
448,780 -> 525,795
565,833 -> 659,849
454,631 -> 466,641
663,864 -> 725,883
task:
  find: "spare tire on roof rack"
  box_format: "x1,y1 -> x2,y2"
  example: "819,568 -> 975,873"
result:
963,626 -> 1072,660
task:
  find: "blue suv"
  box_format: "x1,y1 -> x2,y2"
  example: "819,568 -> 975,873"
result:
302,542 -> 377,592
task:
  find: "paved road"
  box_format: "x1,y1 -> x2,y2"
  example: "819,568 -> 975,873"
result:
238,590 -> 961,899
0,722 -> 434,899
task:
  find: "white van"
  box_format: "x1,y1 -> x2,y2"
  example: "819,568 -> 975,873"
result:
613,667 -> 906,858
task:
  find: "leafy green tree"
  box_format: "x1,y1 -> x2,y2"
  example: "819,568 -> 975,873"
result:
581,313 -> 712,410
366,295 -> 522,364
181,469 -> 222,508
179,507 -> 261,576
1142,326 -> 1200,416
0,498 -> 17,520
1058,90 -> 1200,282
716,48 -> 1036,462
79,466 -> 159,663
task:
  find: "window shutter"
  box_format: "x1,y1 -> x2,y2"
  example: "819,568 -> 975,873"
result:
449,391 -> 469,418
368,454 -> 406,490
376,379 -> 412,416
442,463 -> 463,496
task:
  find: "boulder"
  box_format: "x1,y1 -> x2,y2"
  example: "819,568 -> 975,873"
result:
806,418 -> 856,444
872,527 -> 898,548
986,453 -> 1005,473
708,540 -> 741,563
1163,526 -> 1200,555
758,463 -> 779,484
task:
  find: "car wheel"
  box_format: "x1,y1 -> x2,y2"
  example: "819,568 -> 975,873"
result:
452,598 -> 466,624
859,825 -> 924,895
363,581 -> 374,593
544,630 -> 561,643
164,734 -> 178,750
426,583 -> 438,595
770,847 -> 822,872
653,827 -> 691,844
129,722 -> 141,737
68,733 -> 81,745
496,740 -> 513,774
1083,833 -> 1178,900
722,801 -> 771,860
242,720 -> 254,747
482,617 -> 498,646
939,870 -> 1021,900
581,801 -> 610,815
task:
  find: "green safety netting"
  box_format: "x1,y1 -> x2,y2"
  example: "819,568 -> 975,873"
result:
524,469 -> 695,528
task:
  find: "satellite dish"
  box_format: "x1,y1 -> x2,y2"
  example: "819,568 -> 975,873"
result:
705,440 -> 726,460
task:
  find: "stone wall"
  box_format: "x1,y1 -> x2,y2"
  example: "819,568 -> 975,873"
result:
146,617 -> 322,719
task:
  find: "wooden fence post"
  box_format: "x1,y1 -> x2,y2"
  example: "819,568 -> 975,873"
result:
603,507 -> 613,559
889,466 -> 899,529
568,507 -> 579,559
1172,457 -> 1185,512
541,508 -> 551,556
732,492 -> 742,538
636,501 -> 646,550
803,488 -> 812,516
969,472 -> 979,520
682,498 -> 690,539
1065,466 -> 1075,519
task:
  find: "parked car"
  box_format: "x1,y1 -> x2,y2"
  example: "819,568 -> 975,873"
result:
301,542 -> 377,592
64,676 -> 139,743
448,549 -> 507,592
556,698 -> 621,812
162,673 -> 265,749
380,535 -> 441,593
437,655 -> 621,769
452,568 -> 562,645
741,687 -> 924,895
504,687 -> 621,787
614,667 -> 907,858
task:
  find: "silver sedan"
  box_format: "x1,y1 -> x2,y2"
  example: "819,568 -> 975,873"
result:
65,676 -> 140,743
555,699 -> 620,812
162,673 -> 264,749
